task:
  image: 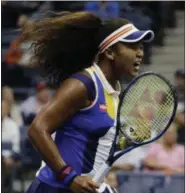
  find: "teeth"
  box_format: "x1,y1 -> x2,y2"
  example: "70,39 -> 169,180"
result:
135,66 -> 140,70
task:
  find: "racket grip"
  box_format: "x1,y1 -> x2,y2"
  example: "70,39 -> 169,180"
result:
93,163 -> 111,184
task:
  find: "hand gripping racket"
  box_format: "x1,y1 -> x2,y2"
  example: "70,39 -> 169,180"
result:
93,72 -> 177,184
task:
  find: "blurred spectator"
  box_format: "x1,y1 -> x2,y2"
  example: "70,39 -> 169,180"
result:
17,14 -> 30,29
174,69 -> 185,104
2,86 -> 23,127
112,145 -> 149,172
2,1 -> 42,29
174,69 -> 185,144
29,1 -> 53,20
20,82 -> 51,125
121,2 -> 152,30
5,15 -> 34,66
2,100 -> 21,167
144,123 -> 184,175
52,1 -> 84,12
141,2 -> 166,46
84,1 -> 120,20
105,171 -> 118,190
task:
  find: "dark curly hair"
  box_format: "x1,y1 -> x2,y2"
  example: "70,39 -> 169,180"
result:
27,11 -> 130,87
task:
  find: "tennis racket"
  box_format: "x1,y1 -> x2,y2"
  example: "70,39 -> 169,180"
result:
93,71 -> 177,184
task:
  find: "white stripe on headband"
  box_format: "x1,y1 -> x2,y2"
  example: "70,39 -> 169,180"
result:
99,24 -> 139,53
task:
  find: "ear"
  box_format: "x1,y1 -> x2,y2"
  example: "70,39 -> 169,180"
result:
104,48 -> 115,61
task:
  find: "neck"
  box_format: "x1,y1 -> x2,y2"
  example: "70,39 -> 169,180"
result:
163,143 -> 176,151
97,60 -> 117,89
36,97 -> 46,105
8,101 -> 13,107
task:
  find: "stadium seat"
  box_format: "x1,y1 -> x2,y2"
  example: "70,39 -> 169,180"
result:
116,172 -> 185,193
166,174 -> 185,193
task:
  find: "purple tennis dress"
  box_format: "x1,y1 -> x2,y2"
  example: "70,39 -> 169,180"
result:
27,64 -> 120,193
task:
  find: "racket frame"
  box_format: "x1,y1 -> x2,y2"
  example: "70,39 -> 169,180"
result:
93,72 -> 178,183
117,72 -> 178,145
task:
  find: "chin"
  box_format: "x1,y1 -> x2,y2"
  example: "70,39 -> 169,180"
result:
130,70 -> 139,77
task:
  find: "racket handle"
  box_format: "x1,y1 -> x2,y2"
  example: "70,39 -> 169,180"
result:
93,163 -> 111,184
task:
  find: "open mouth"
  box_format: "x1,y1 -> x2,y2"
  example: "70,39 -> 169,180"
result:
134,62 -> 141,71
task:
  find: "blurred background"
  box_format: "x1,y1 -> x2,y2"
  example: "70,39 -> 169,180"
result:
1,1 -> 185,193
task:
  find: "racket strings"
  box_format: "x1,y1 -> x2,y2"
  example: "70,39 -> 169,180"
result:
119,75 -> 175,143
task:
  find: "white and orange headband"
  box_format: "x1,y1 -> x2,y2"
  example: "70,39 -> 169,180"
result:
99,24 -> 154,53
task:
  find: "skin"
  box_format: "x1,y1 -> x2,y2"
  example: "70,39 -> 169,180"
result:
174,75 -> 185,126
175,113 -> 185,125
105,171 -> 118,190
28,79 -> 98,193
98,41 -> 144,88
175,76 -> 185,91
36,87 -> 51,104
2,86 -> 14,105
111,42 -> 144,79
112,164 -> 135,172
28,41 -> 144,193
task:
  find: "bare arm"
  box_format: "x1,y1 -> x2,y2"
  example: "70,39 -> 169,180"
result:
28,76 -> 100,193
28,78 -> 90,172
144,156 -> 168,171
112,164 -> 135,171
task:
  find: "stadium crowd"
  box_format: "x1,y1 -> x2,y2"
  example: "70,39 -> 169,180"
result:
1,1 -> 185,193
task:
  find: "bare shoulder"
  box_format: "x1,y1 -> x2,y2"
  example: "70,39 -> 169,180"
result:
32,78 -> 90,132
55,77 -> 89,108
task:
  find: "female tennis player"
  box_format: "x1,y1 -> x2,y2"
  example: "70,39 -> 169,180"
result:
27,11 -> 154,193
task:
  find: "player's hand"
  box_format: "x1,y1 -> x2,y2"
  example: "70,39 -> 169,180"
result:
163,168 -> 176,175
70,175 -> 99,193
